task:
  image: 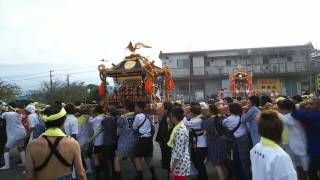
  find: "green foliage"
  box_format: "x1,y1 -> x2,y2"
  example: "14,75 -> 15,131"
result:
0,79 -> 21,101
86,84 -> 99,103
28,80 -> 99,104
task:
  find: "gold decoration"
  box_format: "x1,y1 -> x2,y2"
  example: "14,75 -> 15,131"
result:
97,41 -> 175,111
124,60 -> 136,70
98,64 -> 106,72
127,41 -> 151,54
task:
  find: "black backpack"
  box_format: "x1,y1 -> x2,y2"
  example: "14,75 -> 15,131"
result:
215,116 -> 241,143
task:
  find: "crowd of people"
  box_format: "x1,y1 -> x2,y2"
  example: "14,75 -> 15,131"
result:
0,93 -> 319,180
155,94 -> 320,180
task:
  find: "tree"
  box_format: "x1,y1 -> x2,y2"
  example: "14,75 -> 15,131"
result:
28,79 -> 99,104
86,84 -> 99,103
0,79 -> 21,102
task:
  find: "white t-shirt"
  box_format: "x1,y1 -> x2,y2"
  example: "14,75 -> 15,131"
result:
183,116 -> 207,148
132,113 -> 152,138
88,115 -> 105,146
281,113 -> 308,156
2,112 -> 26,142
77,115 -> 91,148
27,113 -> 40,141
64,115 -> 78,136
27,113 -> 39,128
250,143 -> 297,180
223,115 -> 247,138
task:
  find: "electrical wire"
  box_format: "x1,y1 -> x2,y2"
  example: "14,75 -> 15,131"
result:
0,66 -> 98,79
72,78 -> 98,82
54,70 -> 97,76
54,66 -> 98,72
0,72 -> 48,79
7,75 -> 49,81
5,71 -> 97,82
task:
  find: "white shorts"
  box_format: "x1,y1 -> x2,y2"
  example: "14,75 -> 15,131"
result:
6,138 -> 25,149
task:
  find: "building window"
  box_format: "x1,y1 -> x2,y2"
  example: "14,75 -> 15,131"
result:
178,85 -> 188,94
246,59 -> 252,65
269,54 -> 277,58
226,59 -> 231,66
263,56 -> 269,64
177,59 -> 190,68
204,60 -> 210,67
287,56 -> 292,62
205,57 -> 214,67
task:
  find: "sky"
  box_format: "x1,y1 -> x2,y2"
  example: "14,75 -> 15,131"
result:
0,0 -> 320,92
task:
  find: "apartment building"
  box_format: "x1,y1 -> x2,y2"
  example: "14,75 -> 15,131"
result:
159,43 -> 318,101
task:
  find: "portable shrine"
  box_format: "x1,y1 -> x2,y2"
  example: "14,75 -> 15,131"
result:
97,42 -> 175,109
229,65 -> 253,97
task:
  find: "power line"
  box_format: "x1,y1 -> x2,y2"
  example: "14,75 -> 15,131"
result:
8,75 -> 49,81
54,66 -> 98,72
72,78 -> 97,82
18,78 -> 100,92
21,83 -> 42,90
74,79 -> 99,84
54,70 -> 97,76
4,70 -> 97,82
0,66 -> 98,79
68,70 -> 97,75
0,72 -> 48,79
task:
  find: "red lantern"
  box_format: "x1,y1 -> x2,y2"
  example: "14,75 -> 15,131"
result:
99,82 -> 106,97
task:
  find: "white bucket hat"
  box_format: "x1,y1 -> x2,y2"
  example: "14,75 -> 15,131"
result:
25,104 -> 36,113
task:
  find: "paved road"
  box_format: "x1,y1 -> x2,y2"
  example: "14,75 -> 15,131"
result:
0,125 -> 218,180
0,143 -> 218,180
0,142 -> 167,180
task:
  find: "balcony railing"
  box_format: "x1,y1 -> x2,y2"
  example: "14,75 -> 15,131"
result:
311,61 -> 320,72
171,68 -> 190,77
171,62 -> 316,77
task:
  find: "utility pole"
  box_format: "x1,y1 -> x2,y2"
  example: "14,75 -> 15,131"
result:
49,70 -> 53,92
66,74 -> 70,88
66,74 -> 70,102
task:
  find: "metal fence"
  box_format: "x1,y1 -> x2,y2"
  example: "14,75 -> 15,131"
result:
171,62 -> 316,77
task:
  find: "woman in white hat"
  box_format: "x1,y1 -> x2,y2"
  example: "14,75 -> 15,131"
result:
25,104 -> 40,142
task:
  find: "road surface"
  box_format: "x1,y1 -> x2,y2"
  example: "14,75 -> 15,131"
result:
0,124 -> 218,180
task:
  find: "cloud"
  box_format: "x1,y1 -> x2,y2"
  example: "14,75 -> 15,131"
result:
0,0 -> 319,79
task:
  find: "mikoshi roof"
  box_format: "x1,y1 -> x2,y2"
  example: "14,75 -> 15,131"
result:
232,65 -> 250,80
98,42 -> 164,82
108,54 -> 161,76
